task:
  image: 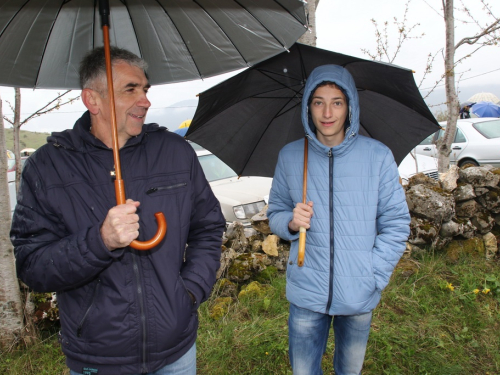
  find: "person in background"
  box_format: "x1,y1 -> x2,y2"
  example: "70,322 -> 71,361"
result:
11,46 -> 225,375
460,104 -> 472,119
267,64 -> 411,375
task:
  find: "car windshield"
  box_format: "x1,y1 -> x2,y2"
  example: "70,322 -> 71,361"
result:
473,120 -> 500,139
198,154 -> 237,182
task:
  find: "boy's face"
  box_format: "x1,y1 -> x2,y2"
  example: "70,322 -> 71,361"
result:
310,84 -> 348,147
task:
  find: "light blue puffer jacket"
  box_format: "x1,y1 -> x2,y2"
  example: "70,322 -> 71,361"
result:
267,65 -> 410,316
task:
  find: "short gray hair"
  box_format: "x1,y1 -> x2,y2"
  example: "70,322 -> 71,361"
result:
79,46 -> 148,92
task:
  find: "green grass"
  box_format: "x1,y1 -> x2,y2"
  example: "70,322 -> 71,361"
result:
2,252 -> 499,374
4,128 -> 50,152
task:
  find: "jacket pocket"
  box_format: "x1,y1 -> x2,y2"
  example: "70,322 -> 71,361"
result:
146,182 -> 187,196
178,274 -> 197,313
76,279 -> 100,338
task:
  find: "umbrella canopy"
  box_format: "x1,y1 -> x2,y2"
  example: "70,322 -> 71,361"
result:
460,101 -> 476,109
471,101 -> 500,118
187,43 -> 441,177
0,0 -> 307,89
467,92 -> 500,104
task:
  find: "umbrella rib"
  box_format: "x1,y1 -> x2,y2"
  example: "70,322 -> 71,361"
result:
123,0 -> 144,58
33,2 -> 66,88
193,0 -> 249,66
239,99 -> 300,174
256,69 -> 304,96
154,0 -> 203,79
272,0 -> 308,26
234,0 -> 287,49
0,1 -> 28,38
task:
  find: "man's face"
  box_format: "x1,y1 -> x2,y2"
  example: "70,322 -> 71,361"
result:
309,84 -> 348,147
96,61 -> 151,144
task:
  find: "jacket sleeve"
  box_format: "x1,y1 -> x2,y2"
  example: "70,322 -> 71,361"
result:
372,149 -> 411,291
267,149 -> 300,242
181,152 -> 225,306
11,161 -> 122,293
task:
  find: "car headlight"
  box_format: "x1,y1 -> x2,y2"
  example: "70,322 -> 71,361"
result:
233,200 -> 266,220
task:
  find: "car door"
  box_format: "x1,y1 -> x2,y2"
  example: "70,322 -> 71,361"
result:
448,127 -> 469,164
415,130 -> 439,158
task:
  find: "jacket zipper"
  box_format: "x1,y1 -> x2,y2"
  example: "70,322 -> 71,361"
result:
326,149 -> 334,313
146,182 -> 187,195
76,279 -> 100,337
132,253 -> 148,374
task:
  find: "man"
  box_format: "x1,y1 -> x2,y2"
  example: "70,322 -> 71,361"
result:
11,47 -> 225,375
267,65 -> 410,375
460,104 -> 471,119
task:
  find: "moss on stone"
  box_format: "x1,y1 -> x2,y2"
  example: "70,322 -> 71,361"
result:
255,266 -> 278,283
444,237 -> 485,262
209,297 -> 233,320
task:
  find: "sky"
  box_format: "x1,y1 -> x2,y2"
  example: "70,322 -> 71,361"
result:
1,0 -> 499,134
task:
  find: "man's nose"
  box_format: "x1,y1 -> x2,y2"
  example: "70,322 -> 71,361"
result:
138,94 -> 151,108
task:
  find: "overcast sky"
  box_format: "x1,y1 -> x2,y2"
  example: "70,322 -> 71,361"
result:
1,0 -> 499,133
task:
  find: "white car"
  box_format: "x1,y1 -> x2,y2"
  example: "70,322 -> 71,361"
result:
415,118 -> 500,168
8,171 -> 17,217
195,147 -> 272,226
398,152 -> 439,185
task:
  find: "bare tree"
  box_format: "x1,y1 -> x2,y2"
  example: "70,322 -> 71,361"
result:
0,94 -> 23,349
3,88 -> 80,190
298,0 -> 320,46
363,0 -> 500,172
437,0 -> 499,172
0,89 -> 79,348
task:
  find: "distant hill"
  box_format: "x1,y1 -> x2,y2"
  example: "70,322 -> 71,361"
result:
4,128 -> 50,151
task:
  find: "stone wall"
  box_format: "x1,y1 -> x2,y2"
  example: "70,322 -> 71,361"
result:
406,165 -> 500,261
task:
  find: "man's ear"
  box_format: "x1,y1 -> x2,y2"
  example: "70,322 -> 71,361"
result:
81,88 -> 101,115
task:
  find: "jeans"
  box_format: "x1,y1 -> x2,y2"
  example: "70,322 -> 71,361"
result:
70,343 -> 196,375
289,303 -> 372,375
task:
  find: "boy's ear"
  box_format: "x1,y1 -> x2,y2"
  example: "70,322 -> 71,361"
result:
81,88 -> 100,115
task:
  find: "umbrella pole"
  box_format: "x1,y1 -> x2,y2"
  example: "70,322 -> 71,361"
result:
100,1 -> 166,250
297,137 -> 308,267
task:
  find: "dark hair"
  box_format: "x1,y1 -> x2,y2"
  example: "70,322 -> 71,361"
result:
79,46 -> 148,92
307,81 -> 347,106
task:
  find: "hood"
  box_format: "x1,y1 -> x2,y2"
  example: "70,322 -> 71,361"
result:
47,111 -> 166,152
301,64 -> 360,155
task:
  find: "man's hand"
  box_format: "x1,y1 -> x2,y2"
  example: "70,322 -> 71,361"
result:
289,201 -> 314,233
101,199 -> 141,251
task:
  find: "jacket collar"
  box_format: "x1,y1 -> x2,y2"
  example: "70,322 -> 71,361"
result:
48,111 -> 165,152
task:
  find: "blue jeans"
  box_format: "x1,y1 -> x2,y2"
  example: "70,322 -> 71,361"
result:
70,343 -> 196,375
289,303 -> 372,375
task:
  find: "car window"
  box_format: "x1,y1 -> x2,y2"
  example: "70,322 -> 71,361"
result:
419,132 -> 436,145
473,120 -> 500,139
188,141 -> 206,151
198,154 -> 237,182
454,128 -> 466,143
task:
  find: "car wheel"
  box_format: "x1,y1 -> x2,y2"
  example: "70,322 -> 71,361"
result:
458,159 -> 479,168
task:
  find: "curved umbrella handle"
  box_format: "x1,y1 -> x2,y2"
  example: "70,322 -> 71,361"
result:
297,137 -> 308,267
115,180 -> 167,251
130,212 -> 167,250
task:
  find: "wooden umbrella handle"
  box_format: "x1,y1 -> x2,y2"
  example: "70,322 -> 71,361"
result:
297,137 -> 308,267
101,12 -> 166,251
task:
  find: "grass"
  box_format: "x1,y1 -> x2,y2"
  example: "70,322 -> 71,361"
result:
2,252 -> 499,374
4,128 -> 50,152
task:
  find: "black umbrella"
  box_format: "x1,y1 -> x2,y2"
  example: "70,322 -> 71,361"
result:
187,43 -> 441,178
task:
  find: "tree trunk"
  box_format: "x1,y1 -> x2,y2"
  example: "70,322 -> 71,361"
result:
13,88 -> 22,191
0,93 -> 23,349
437,0 -> 460,173
298,0 -> 319,46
